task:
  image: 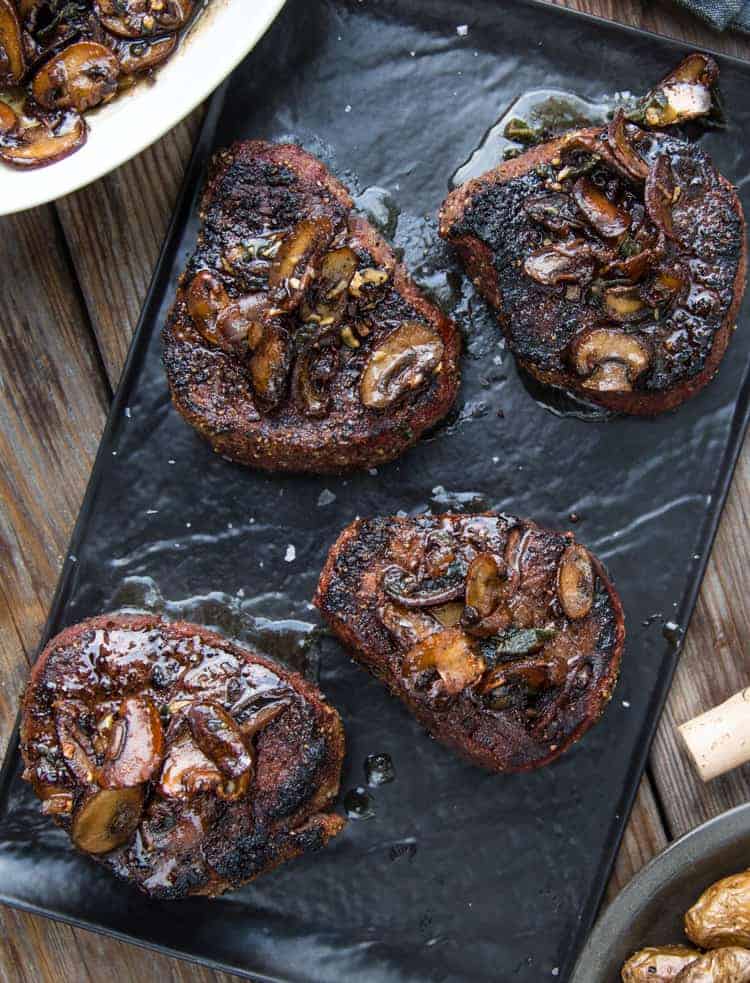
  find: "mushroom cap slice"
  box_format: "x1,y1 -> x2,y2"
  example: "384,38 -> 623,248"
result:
621,945 -> 700,982
360,321 -> 444,410
571,327 -> 650,393
186,702 -> 252,780
557,544 -> 594,620
523,239 -> 598,286
54,701 -> 97,786
95,0 -> 193,39
113,33 -> 177,74
99,695 -> 165,788
0,0 -> 24,85
0,106 -> 87,169
268,217 -> 334,311
572,177 -> 631,238
158,728 -> 250,802
32,41 -> 120,113
645,155 -> 679,241
607,109 -> 649,183
0,98 -> 15,132
292,338 -> 338,418
603,284 -> 647,323
248,315 -> 292,409
302,246 -> 358,326
187,269 -> 230,343
72,786 -> 144,854
642,53 -> 719,128
403,627 -> 486,697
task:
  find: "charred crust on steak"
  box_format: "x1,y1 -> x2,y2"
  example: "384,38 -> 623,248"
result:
20,614 -> 345,899
314,513 -> 625,773
440,94 -> 746,415
162,141 -> 461,472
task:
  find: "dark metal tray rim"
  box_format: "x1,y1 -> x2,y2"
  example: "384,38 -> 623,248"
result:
1,3 -> 749,981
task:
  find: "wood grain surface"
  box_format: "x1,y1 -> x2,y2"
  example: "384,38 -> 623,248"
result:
1,1 -> 749,979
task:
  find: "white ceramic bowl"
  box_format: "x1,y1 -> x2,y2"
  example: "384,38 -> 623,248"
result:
0,0 -> 286,216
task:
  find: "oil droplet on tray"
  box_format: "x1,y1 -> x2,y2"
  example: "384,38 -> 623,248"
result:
662,621 -> 684,646
364,752 -> 395,787
344,787 -> 375,820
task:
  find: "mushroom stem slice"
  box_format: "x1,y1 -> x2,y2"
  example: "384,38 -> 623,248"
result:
72,786 -> 144,855
360,321 -> 444,410
32,41 -> 120,113
403,627 -> 486,697
0,0 -> 24,84
557,544 -> 594,620
571,327 -> 650,393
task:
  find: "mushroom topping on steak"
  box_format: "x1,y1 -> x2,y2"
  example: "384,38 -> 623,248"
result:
162,141 -> 461,473
20,614 -> 345,899
315,512 -> 625,773
439,55 -> 746,415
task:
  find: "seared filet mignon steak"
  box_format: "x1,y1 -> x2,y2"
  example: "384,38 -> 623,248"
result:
315,513 -> 624,773
163,141 -> 461,472
440,58 -> 746,415
20,614 -> 345,899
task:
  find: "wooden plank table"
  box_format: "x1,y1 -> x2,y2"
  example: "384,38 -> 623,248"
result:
1,1 -> 748,978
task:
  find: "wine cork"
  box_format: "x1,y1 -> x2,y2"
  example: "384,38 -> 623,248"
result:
679,688 -> 750,782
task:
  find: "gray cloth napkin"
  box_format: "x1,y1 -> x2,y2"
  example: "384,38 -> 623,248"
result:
672,0 -> 750,33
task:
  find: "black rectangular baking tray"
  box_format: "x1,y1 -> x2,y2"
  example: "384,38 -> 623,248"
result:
2,1 -> 750,980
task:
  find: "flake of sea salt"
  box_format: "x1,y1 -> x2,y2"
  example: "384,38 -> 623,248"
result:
285,545 -> 296,562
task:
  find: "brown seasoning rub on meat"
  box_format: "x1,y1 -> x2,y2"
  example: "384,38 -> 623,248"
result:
440,108 -> 746,415
20,614 -> 345,899
162,141 -> 461,472
315,512 -> 624,773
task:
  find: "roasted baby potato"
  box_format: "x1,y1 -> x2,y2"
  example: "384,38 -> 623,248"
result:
621,945 -> 700,981
675,947 -> 750,982
685,871 -> 750,949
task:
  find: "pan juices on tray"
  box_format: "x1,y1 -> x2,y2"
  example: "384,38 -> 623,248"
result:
440,54 -> 747,415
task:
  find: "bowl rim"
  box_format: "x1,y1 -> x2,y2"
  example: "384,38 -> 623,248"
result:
0,0 -> 287,216
570,801 -> 750,981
